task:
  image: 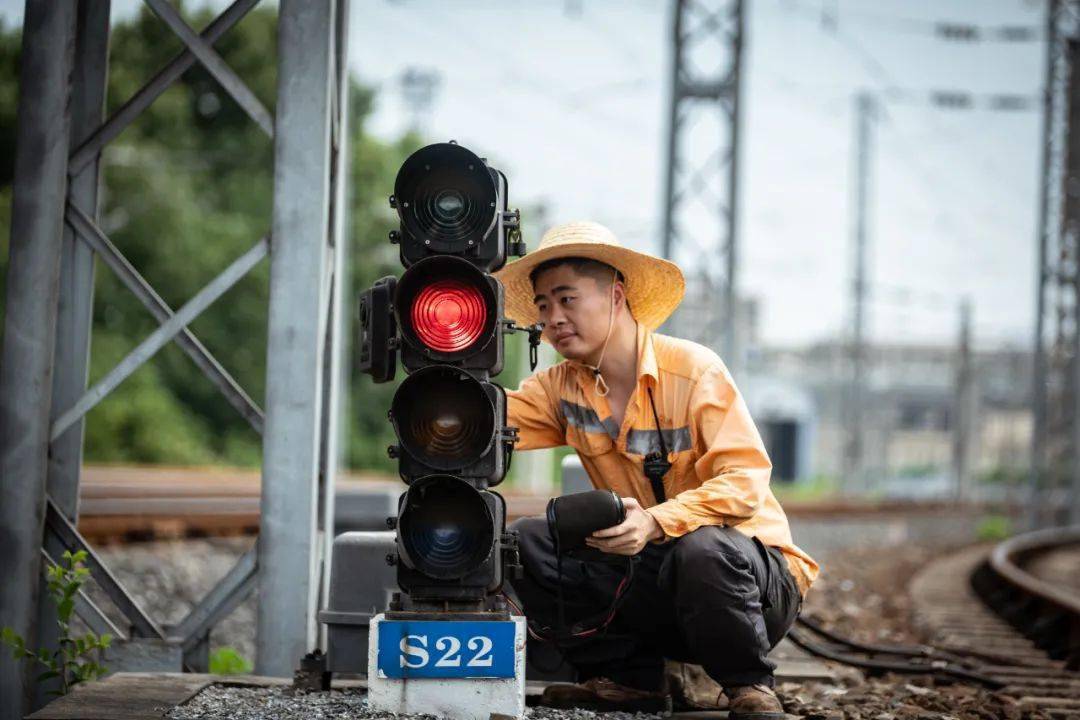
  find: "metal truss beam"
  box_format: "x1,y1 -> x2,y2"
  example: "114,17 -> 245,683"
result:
69,0 -> 262,174
39,549 -> 126,641
143,0 -> 274,137
2,0 -> 351,707
0,4 -> 78,717
50,237 -> 269,442
65,204 -> 265,434
171,544 -> 258,652
257,0 -> 341,676
34,1 -> 113,705
1030,0 -> 1080,528
660,0 -> 744,367
43,499 -> 165,640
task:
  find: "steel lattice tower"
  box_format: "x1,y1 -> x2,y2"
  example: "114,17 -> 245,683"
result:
0,2 -> 352,715
660,0 -> 745,368
1030,0 -> 1080,528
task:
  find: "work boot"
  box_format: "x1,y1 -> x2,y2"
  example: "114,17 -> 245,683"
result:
721,683 -> 787,720
540,676 -> 670,713
665,660 -> 727,710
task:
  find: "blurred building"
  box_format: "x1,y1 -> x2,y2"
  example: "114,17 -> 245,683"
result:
750,338 -> 1032,494
654,278 -> 1031,493
740,375 -> 817,484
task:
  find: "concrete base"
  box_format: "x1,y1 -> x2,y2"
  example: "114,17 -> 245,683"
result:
366,613 -> 527,719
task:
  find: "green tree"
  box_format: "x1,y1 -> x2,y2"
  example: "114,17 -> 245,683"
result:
0,5 -> 423,472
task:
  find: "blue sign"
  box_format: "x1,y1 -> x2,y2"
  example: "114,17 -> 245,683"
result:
377,620 -> 517,679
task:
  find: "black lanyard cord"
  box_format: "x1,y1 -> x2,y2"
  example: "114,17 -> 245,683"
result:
646,387 -> 669,457
643,387 -> 672,503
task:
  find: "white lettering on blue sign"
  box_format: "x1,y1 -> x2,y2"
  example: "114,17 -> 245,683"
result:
399,634 -> 429,668
378,620 -> 516,679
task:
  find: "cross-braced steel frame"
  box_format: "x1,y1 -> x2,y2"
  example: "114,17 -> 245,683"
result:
660,0 -> 744,367
0,1 -> 351,715
1030,0 -> 1080,529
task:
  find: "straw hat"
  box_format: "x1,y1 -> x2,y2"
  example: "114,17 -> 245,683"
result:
493,220 -> 685,339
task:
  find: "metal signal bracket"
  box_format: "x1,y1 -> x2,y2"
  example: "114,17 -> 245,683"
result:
503,320 -> 544,370
526,323 -> 543,369
504,209 -> 526,257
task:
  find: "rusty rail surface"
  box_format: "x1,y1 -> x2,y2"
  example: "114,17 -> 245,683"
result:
73,464 -> 994,542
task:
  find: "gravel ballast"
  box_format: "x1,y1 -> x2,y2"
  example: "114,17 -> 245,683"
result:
167,685 -> 665,720
99,531 -> 1066,719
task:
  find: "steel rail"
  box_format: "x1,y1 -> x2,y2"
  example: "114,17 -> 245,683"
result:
975,526 -> 1080,669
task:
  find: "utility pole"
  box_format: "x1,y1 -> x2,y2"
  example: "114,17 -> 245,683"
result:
953,298 -> 974,503
660,0 -> 745,371
399,67 -> 441,134
843,91 -> 875,493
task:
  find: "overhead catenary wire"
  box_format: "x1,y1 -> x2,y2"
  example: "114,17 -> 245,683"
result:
777,0 -> 1043,43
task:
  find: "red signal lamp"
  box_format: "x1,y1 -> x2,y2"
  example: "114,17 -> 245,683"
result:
411,279 -> 486,353
396,255 -> 504,374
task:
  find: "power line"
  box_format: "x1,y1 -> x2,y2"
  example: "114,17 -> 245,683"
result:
776,0 -> 1043,42
767,73 -> 1040,112
414,2 -> 657,139
780,5 -> 1038,243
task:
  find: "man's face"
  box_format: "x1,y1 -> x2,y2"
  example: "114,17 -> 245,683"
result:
532,264 -> 617,360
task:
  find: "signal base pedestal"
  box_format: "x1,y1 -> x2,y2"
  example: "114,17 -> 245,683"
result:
366,613 -> 526,719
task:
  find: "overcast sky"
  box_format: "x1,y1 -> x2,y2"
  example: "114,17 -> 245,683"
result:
1,0 -> 1047,349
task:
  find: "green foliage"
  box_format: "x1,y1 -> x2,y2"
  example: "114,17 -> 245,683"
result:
772,473 -> 838,502
895,463 -> 940,479
1,551 -> 112,696
976,514 -> 1012,542
0,5 -> 421,472
209,646 -> 252,675
976,465 -> 1028,486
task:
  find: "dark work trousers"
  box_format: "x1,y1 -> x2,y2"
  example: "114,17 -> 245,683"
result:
505,517 -> 804,691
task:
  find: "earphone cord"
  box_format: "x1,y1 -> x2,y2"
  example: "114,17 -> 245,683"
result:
580,268 -> 619,397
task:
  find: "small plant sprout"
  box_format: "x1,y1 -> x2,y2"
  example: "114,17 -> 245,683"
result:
1,550 -> 112,696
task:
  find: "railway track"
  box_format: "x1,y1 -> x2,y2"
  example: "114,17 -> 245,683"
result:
910,531 -> 1080,716
73,464 -> 992,543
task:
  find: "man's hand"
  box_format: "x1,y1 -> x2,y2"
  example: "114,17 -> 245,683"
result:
584,497 -> 665,556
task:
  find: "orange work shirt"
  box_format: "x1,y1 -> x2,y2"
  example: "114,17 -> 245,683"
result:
505,321 -> 819,596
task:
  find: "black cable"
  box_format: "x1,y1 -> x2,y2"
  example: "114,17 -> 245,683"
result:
786,627 -> 1004,689
525,501 -> 637,647
795,615 -> 971,666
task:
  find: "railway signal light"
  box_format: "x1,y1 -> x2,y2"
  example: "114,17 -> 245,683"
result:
358,141 -> 526,607
395,255 -> 505,374
389,141 -> 524,271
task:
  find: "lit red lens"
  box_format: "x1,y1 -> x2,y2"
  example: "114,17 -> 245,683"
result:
410,280 -> 487,353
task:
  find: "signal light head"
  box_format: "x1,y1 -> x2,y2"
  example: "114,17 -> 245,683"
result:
411,279 -> 486,353
391,366 -> 496,472
397,256 -> 497,361
394,142 -> 498,255
398,475 -> 495,580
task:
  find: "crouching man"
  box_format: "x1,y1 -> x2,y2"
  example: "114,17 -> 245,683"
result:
493,221 -> 819,719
